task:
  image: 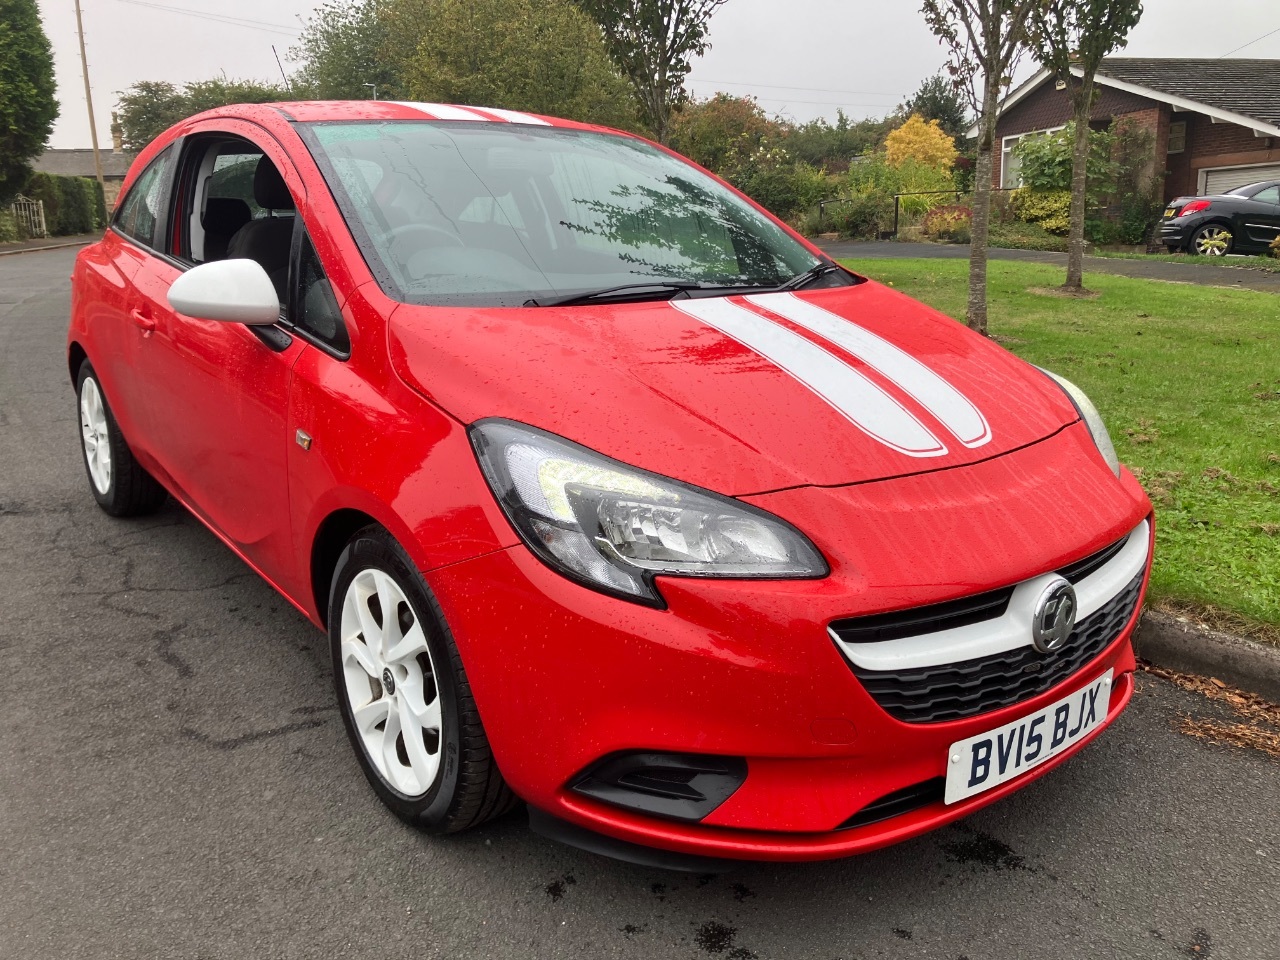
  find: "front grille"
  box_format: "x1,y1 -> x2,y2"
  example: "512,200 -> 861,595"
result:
849,570 -> 1144,724
830,533 -> 1130,647
829,587 -> 1012,645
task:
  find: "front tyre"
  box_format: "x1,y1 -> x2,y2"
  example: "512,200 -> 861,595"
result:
328,526 -> 518,832
76,360 -> 167,517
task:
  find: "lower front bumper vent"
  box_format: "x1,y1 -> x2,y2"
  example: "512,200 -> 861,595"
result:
849,570 -> 1144,723
838,777 -> 945,830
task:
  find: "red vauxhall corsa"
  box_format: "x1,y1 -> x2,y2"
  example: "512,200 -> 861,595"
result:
68,101 -> 1153,868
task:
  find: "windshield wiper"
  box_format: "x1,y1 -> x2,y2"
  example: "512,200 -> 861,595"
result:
778,261 -> 843,292
525,282 -> 706,307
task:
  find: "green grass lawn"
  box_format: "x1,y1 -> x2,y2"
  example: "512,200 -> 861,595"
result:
1092,250 -> 1280,273
840,257 -> 1280,638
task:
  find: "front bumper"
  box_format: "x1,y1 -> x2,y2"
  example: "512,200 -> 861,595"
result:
428,423 -> 1152,862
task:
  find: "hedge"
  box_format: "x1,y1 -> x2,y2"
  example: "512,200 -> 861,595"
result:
20,172 -> 107,236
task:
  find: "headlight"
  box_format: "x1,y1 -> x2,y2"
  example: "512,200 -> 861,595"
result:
1039,369 -> 1120,476
470,419 -> 828,606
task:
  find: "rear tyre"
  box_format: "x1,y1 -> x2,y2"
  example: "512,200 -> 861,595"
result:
76,360 -> 168,517
1189,223 -> 1233,256
328,526 -> 518,832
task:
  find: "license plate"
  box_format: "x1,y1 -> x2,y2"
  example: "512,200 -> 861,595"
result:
1164,208 -> 1176,219
944,670 -> 1112,804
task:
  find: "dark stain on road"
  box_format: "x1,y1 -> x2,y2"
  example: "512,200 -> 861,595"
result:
179,719 -> 327,750
544,873 -> 577,901
1189,927 -> 1212,957
939,823 -> 1026,871
650,881 -> 667,901
731,882 -> 755,903
695,920 -> 736,953
893,928 -> 914,939
620,923 -> 644,936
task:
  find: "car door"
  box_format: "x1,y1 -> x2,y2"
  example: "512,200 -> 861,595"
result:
126,123 -> 306,583
84,146 -> 178,454
1239,184 -> 1280,252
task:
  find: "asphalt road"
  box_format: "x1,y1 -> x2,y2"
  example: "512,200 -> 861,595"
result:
820,240 -> 1280,295
2,247 -> 1278,960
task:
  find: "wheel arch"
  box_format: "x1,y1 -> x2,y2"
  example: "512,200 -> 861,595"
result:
311,507 -> 383,628
68,341 -> 88,385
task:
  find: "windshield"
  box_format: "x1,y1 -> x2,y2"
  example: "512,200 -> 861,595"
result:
300,121 -> 823,307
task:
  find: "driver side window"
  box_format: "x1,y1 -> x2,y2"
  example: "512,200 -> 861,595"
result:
1253,185 -> 1280,206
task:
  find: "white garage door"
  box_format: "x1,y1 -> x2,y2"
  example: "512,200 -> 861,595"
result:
1202,164 -> 1280,195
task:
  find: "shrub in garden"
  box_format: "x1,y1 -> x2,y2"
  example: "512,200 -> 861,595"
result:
832,193 -> 895,240
843,154 -> 956,217
1009,188 -> 1071,235
922,204 -> 972,241
988,220 -> 1067,252
1011,118 -> 1161,245
1270,235 -> 1280,259
0,209 -> 17,243
18,172 -> 104,235
720,138 -> 831,222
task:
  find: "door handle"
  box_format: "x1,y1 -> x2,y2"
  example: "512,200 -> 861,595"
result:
129,307 -> 156,333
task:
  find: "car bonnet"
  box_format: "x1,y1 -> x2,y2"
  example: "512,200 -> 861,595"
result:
387,280 -> 1081,495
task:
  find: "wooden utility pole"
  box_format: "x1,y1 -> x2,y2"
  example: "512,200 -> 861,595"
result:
73,0 -> 106,193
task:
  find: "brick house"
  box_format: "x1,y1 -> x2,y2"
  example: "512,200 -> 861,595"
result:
981,58 -> 1280,202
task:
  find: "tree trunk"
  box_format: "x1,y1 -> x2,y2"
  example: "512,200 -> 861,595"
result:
966,77 -> 1001,336
1064,74 -> 1094,291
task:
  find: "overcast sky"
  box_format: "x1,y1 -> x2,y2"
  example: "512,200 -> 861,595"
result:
39,0 -> 1280,150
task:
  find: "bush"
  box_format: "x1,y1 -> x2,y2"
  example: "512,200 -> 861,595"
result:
1270,236 -> 1280,260
922,203 -> 972,242
988,220 -> 1067,252
832,193 -> 895,239
722,139 -> 833,221
18,172 -> 104,235
0,209 -> 17,243
1010,118 -> 1161,245
1009,188 -> 1072,235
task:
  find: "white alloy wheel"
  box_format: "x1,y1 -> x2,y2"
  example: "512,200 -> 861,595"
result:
80,377 -> 112,494
339,567 -> 443,797
1191,224 -> 1231,256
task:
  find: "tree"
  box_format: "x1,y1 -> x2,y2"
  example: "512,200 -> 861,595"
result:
576,0 -> 727,143
398,0 -> 637,128
114,81 -> 188,152
116,78 -> 289,151
786,110 -> 900,172
294,0 -> 399,100
921,0 -> 1046,335
668,94 -> 784,171
1028,0 -> 1143,293
885,114 -> 959,170
903,73 -> 969,139
0,0 -> 58,205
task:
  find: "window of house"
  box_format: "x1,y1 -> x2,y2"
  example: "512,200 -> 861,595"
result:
113,147 -> 174,248
1168,121 -> 1187,155
1000,127 -> 1064,189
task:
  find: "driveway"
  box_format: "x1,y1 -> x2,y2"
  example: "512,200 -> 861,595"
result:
2,247 -> 1279,959
820,240 -> 1280,294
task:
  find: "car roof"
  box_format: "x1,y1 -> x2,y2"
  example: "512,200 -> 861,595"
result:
192,100 -> 608,133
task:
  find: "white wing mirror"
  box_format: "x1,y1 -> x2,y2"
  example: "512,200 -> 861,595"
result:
167,259 -> 280,325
